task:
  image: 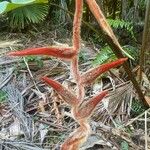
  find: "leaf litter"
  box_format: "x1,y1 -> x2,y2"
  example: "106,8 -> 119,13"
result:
0,32 -> 149,150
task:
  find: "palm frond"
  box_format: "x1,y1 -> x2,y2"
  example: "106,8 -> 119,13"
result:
8,3 -> 48,29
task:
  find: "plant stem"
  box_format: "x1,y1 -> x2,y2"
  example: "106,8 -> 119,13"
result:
71,0 -> 84,101
86,0 -> 147,107
139,0 -> 150,82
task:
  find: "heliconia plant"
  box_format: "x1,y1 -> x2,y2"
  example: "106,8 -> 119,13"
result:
8,0 -> 127,149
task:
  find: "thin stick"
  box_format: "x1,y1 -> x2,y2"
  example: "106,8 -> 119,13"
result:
23,57 -> 45,101
145,110 -> 148,150
123,108 -> 150,127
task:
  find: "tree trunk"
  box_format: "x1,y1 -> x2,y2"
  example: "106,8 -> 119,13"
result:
140,0 -> 150,80
121,0 -> 128,20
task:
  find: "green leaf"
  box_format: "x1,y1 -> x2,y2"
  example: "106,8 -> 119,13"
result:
7,2 -> 48,29
0,3 -> 19,14
121,141 -> 129,150
120,48 -> 134,60
92,46 -> 117,66
0,0 -> 48,14
0,90 -> 7,103
93,45 -> 135,66
122,45 -> 138,60
11,0 -> 48,4
12,0 -> 34,4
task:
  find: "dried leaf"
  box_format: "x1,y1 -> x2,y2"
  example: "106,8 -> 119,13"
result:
145,96 -> 150,107
39,124 -> 48,144
38,101 -> 46,113
9,118 -> 23,137
81,134 -> 113,150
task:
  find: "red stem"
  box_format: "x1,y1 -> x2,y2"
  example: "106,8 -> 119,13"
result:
71,0 -> 84,101
73,0 -> 83,51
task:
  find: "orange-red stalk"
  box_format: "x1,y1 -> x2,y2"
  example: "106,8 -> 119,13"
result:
74,91 -> 108,120
81,58 -> 128,85
41,77 -> 79,106
73,0 -> 83,51
71,0 -> 84,102
8,0 -> 128,149
9,47 -> 76,60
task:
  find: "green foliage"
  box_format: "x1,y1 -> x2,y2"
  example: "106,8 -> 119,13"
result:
131,99 -> 146,116
138,0 -> 146,10
0,90 -> 7,103
107,19 -> 134,38
92,46 -> 116,66
8,4 -> 48,29
0,0 -> 48,30
0,0 -> 48,14
122,45 -> 138,60
107,19 -> 131,30
26,56 -> 44,68
20,56 -> 44,69
92,44 -> 138,66
121,141 -> 129,150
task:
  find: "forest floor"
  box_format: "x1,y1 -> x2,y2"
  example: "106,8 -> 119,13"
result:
0,29 -> 150,150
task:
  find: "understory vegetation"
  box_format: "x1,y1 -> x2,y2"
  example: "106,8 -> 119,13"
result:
0,0 -> 150,150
